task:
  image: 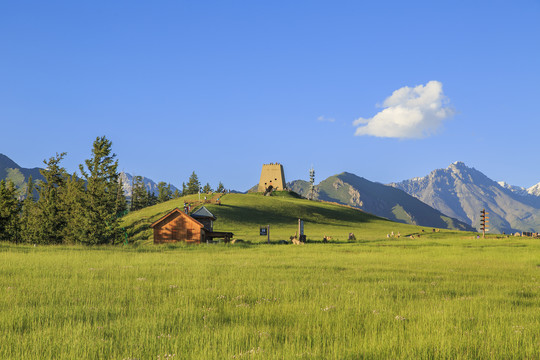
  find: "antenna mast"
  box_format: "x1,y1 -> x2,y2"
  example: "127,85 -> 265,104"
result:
309,166 -> 315,200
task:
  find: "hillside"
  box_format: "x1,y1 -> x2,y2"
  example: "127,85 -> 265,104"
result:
288,173 -> 474,231
121,192 -> 473,243
0,153 -> 44,197
391,162 -> 540,233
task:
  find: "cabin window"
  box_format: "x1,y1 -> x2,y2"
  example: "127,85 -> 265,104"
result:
187,229 -> 193,239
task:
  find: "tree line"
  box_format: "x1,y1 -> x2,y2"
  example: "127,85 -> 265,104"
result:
0,136 -> 226,244
128,172 -> 225,211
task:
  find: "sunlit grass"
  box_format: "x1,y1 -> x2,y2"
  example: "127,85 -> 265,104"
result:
1,237 -> 539,359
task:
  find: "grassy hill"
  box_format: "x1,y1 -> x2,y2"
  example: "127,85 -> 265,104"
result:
121,191 -> 475,243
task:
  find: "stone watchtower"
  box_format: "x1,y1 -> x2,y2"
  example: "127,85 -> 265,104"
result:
258,163 -> 286,193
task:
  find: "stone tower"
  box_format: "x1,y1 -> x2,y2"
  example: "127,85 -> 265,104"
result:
258,163 -> 286,192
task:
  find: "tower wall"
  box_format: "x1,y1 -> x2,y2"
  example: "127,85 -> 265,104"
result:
258,163 -> 286,192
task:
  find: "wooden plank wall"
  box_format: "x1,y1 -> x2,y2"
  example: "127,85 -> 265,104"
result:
153,212 -> 203,244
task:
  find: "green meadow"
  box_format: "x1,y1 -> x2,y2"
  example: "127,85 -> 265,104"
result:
1,237 -> 540,359
2,193 -> 539,359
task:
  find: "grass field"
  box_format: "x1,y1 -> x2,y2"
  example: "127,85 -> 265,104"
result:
2,236 -> 540,359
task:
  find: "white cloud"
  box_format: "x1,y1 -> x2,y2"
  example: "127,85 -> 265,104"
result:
353,81 -> 454,139
317,115 -> 335,122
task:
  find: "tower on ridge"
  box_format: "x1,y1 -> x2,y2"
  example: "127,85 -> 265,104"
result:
258,163 -> 286,193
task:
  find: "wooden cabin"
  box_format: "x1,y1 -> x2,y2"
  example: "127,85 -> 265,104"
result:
150,206 -> 233,244
150,208 -> 206,244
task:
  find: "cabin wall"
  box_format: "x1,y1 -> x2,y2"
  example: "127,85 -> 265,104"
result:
153,212 -> 202,244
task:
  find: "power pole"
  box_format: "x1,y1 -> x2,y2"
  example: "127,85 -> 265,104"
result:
309,166 -> 315,200
480,208 -> 489,238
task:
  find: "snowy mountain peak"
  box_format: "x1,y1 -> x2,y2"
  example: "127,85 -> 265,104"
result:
528,183 -> 540,196
498,181 -> 529,196
445,161 -> 470,175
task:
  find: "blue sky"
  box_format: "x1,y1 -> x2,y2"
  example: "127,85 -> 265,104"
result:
1,1 -> 539,191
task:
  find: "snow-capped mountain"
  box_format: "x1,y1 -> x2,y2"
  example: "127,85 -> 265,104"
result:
391,162 -> 540,233
528,183 -> 540,197
119,172 -> 178,198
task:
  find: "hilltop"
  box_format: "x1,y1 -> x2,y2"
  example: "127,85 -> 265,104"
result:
121,191 -> 474,243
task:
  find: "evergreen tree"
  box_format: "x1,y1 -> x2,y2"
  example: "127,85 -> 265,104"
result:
157,182 -> 172,203
62,173 -> 86,244
202,182 -> 212,193
130,176 -> 148,211
20,176 -> 37,243
172,189 -> 181,199
34,153 -> 68,244
116,176 -> 128,217
78,136 -> 121,245
0,180 -> 21,242
186,172 -> 200,195
147,188 -> 157,207
216,181 -> 225,193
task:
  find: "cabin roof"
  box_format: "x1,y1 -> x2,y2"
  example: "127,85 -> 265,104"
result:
150,207 -> 204,229
190,206 -> 217,220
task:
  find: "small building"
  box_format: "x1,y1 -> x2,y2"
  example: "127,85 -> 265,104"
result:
150,208 -> 206,244
150,206 -> 233,244
191,206 -> 217,231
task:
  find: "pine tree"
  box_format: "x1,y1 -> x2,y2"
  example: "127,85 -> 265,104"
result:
79,136 -> 121,245
0,180 -> 21,242
172,189 -> 181,199
147,188 -> 157,207
202,182 -> 212,194
182,182 -> 187,196
62,173 -> 86,244
157,182 -> 172,203
186,172 -> 201,195
20,176 -> 37,243
116,176 -> 128,217
34,153 -> 68,244
216,181 -> 225,193
130,176 -> 148,211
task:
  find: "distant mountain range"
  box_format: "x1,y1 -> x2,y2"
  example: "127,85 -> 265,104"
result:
4,153 -> 540,233
0,154 -> 44,198
389,162 -> 540,234
288,172 -> 475,231
119,172 -> 179,198
0,153 -> 176,199
498,180 -> 540,197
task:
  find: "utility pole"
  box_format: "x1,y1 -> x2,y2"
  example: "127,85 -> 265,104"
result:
480,208 -> 489,238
